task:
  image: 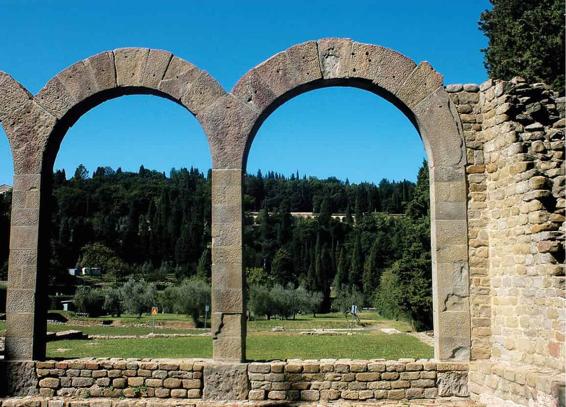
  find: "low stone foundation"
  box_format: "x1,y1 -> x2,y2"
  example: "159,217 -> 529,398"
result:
246,359 -> 468,402
34,359 -> 203,399
1,358 -> 470,403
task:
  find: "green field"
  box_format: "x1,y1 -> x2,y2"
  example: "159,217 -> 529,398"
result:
47,332 -> 432,360
3,311 -> 433,360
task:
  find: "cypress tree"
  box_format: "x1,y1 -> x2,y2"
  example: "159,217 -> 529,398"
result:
362,238 -> 382,298
348,232 -> 363,290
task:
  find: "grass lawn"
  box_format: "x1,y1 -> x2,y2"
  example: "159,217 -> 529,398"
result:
248,312 -> 412,332
5,310 -> 433,361
46,331 -> 432,360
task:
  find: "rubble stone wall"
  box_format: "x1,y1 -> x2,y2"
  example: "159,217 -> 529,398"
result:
28,358 -> 469,403
34,359 -> 204,399
449,78 -> 565,406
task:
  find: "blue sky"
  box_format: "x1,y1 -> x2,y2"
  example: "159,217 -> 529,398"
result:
0,0 -> 490,185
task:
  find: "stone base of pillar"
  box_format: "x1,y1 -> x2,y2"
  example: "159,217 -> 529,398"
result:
203,362 -> 249,401
0,360 -> 38,396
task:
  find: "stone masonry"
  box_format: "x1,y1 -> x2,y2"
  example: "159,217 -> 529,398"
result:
448,78 -> 565,406
5,358 -> 470,403
0,39 -> 564,405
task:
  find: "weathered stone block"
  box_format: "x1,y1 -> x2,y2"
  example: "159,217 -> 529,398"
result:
84,51 -> 116,91
0,73 -> 32,123
396,61 -> 443,109
203,363 -> 248,400
141,49 -> 172,88
158,56 -> 201,100
34,77 -> 76,119
317,38 -> 352,79
300,389 -> 319,401
437,371 -> 469,397
38,377 -> 59,389
350,42 -> 416,95
114,48 -> 149,87
180,71 -> 225,116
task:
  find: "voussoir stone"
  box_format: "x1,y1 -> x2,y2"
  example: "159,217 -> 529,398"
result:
114,48 -> 149,87
349,42 -> 416,95
317,38 -> 353,79
395,61 -> 443,109
0,73 -> 32,123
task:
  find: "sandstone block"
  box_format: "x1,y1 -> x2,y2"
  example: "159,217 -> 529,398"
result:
396,61 -> 443,109
203,363 -> 248,400
39,378 -> 59,389
248,389 -> 265,400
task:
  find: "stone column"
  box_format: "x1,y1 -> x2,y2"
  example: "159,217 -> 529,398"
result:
211,169 -> 245,361
5,173 -> 46,361
430,166 -> 471,361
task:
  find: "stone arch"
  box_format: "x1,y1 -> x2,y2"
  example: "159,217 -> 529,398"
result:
0,48 -> 226,361
207,39 -> 470,361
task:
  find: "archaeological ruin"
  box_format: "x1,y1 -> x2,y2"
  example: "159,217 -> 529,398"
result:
0,39 -> 563,406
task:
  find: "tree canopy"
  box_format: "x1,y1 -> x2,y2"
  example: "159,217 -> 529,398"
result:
479,0 -> 565,90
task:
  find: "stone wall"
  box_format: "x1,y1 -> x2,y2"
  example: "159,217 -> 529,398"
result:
246,359 -> 468,402
22,358 -> 470,403
449,78 -> 565,406
34,359 -> 203,399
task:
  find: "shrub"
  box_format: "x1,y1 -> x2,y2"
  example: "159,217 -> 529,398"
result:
73,286 -> 105,317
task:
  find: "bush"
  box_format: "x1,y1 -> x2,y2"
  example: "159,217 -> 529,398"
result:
73,286 -> 105,317
120,278 -> 156,317
173,278 -> 210,326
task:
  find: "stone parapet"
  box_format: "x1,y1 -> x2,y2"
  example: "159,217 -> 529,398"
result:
32,359 -> 204,399
4,358 -> 470,403
246,359 -> 468,402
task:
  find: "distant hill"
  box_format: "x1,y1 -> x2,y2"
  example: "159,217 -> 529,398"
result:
0,185 -> 11,195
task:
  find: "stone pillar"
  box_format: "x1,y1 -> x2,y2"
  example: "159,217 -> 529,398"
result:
430,166 -> 471,361
5,173 -> 46,362
211,169 -> 245,361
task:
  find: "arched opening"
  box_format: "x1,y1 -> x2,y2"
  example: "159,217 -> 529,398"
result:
43,94 -> 214,360
244,86 -> 434,360
208,40 -> 470,363
0,127 -> 13,357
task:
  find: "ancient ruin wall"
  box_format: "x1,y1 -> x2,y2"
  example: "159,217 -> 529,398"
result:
22,358 -> 470,403
0,41 -> 565,406
450,78 -> 565,406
